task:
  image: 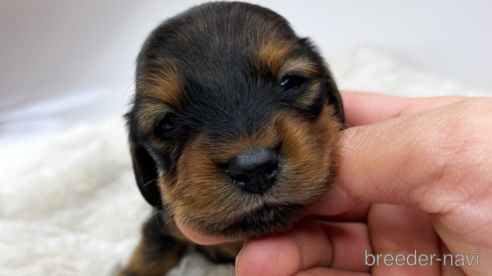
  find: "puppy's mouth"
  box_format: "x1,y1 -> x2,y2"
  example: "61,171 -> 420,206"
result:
172,159 -> 329,240
188,202 -> 307,240
171,149 -> 332,240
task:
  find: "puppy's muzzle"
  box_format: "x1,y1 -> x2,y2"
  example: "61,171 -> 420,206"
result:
226,147 -> 279,195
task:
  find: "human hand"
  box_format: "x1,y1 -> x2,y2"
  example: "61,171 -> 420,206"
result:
178,92 -> 492,275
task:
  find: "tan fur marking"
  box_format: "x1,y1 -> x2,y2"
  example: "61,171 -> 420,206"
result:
280,57 -> 319,76
137,58 -> 182,108
273,105 -> 341,203
295,81 -> 322,109
258,39 -> 296,74
134,103 -> 173,137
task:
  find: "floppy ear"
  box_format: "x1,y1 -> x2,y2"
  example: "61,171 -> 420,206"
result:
130,142 -> 163,208
297,38 -> 345,125
328,86 -> 345,126
325,70 -> 345,126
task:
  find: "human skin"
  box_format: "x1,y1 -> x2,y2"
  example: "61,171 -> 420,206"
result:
176,91 -> 492,276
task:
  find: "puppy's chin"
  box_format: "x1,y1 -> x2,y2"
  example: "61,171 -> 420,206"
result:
170,176 -> 331,240
178,202 -> 308,240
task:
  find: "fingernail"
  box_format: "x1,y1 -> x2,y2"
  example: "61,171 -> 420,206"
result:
235,244 -> 245,276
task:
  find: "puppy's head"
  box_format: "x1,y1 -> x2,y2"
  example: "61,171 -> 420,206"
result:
126,2 -> 344,239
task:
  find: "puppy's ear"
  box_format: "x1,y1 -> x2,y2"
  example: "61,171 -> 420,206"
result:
325,71 -> 345,126
130,142 -> 163,208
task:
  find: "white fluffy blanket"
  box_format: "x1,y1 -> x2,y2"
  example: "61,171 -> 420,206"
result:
1,49 -> 490,276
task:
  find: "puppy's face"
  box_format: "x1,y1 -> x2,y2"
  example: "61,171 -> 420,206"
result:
127,2 -> 344,239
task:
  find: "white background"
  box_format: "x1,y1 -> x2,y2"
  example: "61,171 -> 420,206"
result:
1,0 -> 491,136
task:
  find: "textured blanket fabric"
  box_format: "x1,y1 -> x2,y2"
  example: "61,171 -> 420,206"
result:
0,49 -> 490,276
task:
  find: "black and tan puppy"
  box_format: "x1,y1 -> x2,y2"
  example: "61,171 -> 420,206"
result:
122,2 -> 345,275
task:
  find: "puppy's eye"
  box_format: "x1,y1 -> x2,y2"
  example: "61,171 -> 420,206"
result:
154,113 -> 178,138
160,115 -> 176,131
279,75 -> 306,93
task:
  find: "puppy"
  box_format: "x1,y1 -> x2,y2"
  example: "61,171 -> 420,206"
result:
121,2 -> 345,275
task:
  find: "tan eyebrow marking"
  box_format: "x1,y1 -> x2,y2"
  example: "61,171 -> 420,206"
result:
258,39 -> 296,75
280,58 -> 324,110
279,57 -> 319,77
136,58 -> 183,109
134,101 -> 173,137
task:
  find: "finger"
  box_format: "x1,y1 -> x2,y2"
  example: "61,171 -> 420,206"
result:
340,91 -> 464,126
326,222 -> 372,272
337,97 -> 492,275
236,220 -> 372,276
438,240 -> 467,276
295,267 -> 371,276
368,204 -> 440,275
311,202 -> 370,223
312,95 -> 469,217
308,178 -> 361,217
329,100 -> 475,213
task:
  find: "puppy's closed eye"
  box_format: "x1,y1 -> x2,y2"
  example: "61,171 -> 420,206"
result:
121,2 -> 345,275
154,113 -> 180,139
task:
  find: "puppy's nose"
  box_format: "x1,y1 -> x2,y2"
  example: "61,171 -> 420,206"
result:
228,148 -> 278,194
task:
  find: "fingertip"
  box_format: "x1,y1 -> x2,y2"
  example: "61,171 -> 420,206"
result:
339,90 -> 363,104
308,181 -> 360,217
236,236 -> 300,276
339,91 -> 409,126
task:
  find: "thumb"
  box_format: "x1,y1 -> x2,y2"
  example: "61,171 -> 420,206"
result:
314,98 -> 478,215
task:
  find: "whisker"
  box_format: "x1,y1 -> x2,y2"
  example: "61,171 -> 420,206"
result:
143,178 -> 158,187
164,216 -> 174,226
143,207 -> 162,229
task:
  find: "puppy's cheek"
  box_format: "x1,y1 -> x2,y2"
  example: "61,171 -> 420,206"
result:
274,119 -> 329,201
272,106 -> 341,202
162,140 -> 244,224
